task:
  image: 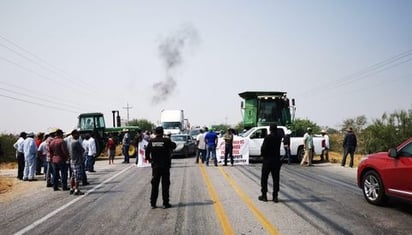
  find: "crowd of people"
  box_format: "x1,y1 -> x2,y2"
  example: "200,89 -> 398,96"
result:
13,129 -> 97,195
11,125 -> 356,208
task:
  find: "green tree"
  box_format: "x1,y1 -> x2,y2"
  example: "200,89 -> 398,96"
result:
128,119 -> 155,131
363,109 -> 412,153
233,121 -> 244,134
292,118 -> 321,137
0,133 -> 17,163
211,124 -> 231,134
341,115 -> 367,133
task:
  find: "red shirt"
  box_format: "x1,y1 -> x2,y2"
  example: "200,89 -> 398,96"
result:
107,138 -> 116,150
49,137 -> 70,163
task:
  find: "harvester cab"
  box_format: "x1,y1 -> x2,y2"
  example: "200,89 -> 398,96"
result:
239,91 -> 295,130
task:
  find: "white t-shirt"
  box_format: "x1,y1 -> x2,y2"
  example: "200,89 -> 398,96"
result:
323,134 -> 330,149
196,133 -> 206,150
87,137 -> 97,156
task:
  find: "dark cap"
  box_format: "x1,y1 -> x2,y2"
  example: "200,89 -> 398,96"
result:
155,126 -> 164,135
55,129 -> 63,136
19,132 -> 27,138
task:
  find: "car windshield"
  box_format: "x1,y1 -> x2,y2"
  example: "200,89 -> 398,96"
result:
190,129 -> 200,136
240,128 -> 255,137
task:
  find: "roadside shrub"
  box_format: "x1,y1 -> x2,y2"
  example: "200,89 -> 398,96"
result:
0,134 -> 17,163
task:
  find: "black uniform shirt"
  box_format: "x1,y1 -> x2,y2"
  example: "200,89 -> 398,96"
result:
145,136 -> 177,168
261,130 -> 283,165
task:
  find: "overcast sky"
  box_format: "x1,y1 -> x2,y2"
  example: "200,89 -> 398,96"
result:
1,0 -> 411,134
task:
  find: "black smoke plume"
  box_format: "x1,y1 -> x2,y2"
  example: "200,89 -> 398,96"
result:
152,24 -> 199,104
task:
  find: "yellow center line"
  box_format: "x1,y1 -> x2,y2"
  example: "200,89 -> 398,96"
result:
199,163 -> 235,235
218,167 -> 280,235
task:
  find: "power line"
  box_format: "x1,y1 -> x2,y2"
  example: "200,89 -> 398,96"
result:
0,55 -> 90,95
0,33 -> 118,109
0,80 -> 115,114
0,33 -> 93,91
0,93 -> 79,113
331,55 -> 412,89
299,49 -> 412,97
0,86 -> 82,111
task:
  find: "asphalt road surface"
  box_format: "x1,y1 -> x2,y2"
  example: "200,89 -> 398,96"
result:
1,156 -> 412,235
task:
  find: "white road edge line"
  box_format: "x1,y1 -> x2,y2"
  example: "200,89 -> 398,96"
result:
14,165 -> 133,235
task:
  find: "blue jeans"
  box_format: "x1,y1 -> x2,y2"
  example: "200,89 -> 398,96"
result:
86,155 -> 95,171
52,161 -> 68,189
206,145 -> 217,166
122,145 -> 130,163
284,147 -> 291,164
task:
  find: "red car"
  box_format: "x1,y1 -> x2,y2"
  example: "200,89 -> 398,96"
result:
357,138 -> 412,205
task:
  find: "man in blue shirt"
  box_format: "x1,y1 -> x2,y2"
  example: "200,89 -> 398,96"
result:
204,128 -> 218,166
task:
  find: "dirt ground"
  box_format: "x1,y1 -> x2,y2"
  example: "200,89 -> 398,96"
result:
0,163 -> 43,203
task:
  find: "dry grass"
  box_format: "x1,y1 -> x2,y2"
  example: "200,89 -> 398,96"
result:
0,163 -> 17,195
0,177 -> 13,194
327,151 -> 363,167
0,162 -> 17,169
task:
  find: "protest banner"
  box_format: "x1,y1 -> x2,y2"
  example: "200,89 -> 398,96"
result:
137,139 -> 151,167
216,135 -> 249,165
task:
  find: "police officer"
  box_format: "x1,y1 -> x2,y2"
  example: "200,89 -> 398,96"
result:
258,124 -> 284,203
145,126 -> 176,209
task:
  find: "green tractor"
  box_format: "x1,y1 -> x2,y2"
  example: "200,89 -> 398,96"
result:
77,112 -> 140,158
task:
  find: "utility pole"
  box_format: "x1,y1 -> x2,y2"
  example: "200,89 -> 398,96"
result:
123,103 -> 132,125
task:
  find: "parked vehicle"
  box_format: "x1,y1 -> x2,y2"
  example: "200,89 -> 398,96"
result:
240,125 -> 323,162
170,134 -> 196,157
189,127 -> 201,140
160,109 -> 188,135
357,138 -> 412,205
77,112 -> 140,158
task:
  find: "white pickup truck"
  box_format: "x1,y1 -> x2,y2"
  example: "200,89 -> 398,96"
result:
240,126 -> 324,162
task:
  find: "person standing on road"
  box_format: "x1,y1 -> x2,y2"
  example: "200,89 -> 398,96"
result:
22,132 -> 38,181
283,130 -> 292,164
85,134 -> 97,172
38,134 -> 50,182
205,128 -> 218,166
122,129 -> 130,163
13,132 -> 27,180
69,129 -> 85,195
81,135 -> 90,186
35,132 -> 44,175
49,129 -> 70,191
44,131 -> 56,187
300,127 -> 314,166
145,126 -> 176,209
341,127 -> 357,168
320,130 -> 330,162
106,134 -> 116,165
258,124 -> 283,203
223,128 -> 234,166
195,129 -> 206,164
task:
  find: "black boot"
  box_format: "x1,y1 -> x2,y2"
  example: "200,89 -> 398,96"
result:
258,195 -> 268,202
273,193 -> 279,203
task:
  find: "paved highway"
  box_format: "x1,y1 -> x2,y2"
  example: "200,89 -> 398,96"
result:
1,157 -> 412,235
